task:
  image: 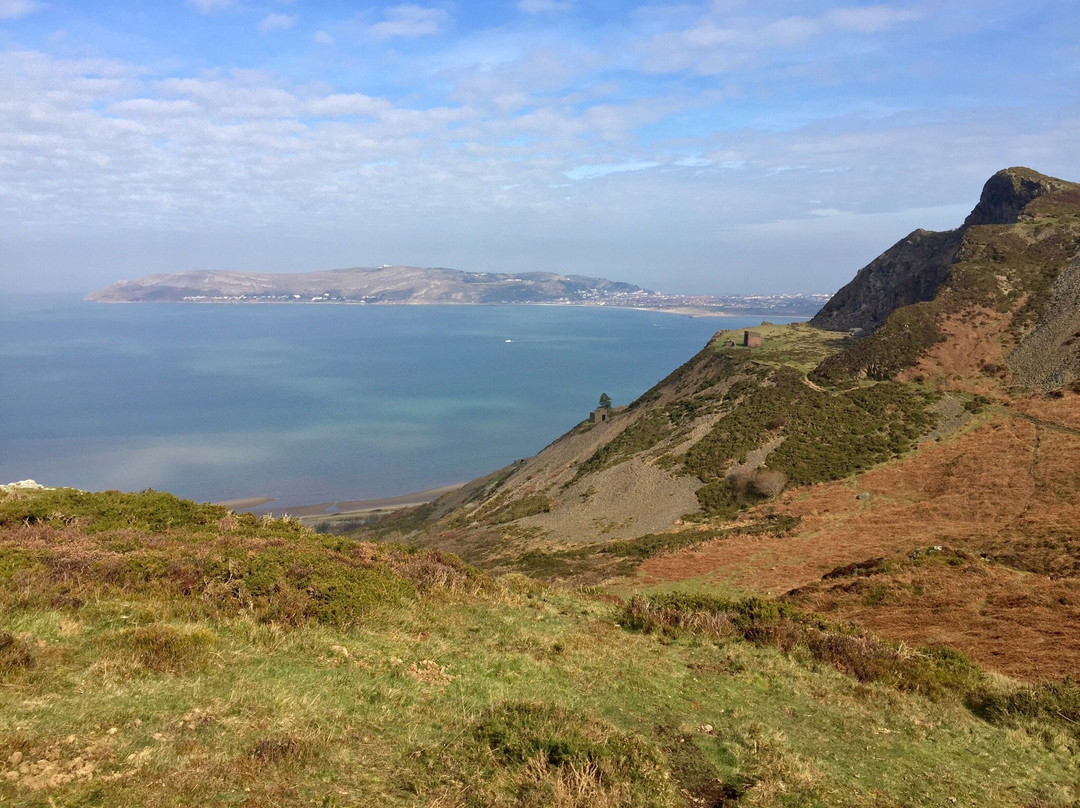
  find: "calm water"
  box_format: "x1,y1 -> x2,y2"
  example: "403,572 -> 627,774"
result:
1,295 -> 791,508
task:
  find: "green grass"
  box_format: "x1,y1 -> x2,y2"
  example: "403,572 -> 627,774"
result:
711,321 -> 854,373
3,488 -> 1079,807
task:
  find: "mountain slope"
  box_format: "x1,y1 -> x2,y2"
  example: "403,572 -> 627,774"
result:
813,167 -> 1080,388
369,168 -> 1080,685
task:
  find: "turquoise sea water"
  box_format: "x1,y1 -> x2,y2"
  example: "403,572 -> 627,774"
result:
0,295 -> 796,508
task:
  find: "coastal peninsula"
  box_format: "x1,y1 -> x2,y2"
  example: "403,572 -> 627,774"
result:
85,265 -> 828,317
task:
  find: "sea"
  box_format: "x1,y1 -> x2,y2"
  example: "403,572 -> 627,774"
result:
0,294 -> 796,510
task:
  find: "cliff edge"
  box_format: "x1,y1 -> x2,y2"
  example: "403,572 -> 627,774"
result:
811,167 -> 1071,333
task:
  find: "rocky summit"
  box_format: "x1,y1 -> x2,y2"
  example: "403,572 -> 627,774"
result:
810,167 -> 1077,334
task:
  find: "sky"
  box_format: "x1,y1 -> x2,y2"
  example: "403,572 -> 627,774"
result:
1,0 -> 1078,296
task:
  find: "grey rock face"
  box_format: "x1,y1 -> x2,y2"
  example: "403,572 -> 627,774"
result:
811,167 -> 1070,334
809,228 -> 962,333
964,167 -> 1072,227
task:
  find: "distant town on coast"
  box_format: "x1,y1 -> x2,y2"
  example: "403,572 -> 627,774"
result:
85,265 -> 830,317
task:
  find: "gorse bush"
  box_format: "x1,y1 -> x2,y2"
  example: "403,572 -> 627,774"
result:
683,367 -> 934,507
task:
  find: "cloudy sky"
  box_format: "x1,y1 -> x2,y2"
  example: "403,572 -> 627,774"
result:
2,0 -> 1078,295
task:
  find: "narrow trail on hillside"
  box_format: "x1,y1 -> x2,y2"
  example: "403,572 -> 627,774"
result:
1010,410 -> 1080,437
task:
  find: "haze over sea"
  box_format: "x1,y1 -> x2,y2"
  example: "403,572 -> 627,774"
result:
1,295 -> 793,510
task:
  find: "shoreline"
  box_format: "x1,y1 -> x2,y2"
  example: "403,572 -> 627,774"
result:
85,298 -> 820,319
216,482 -> 466,519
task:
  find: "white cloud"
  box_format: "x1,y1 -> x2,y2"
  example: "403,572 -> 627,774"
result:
0,0 -> 39,19
302,93 -> 387,117
367,4 -> 449,39
637,3 -> 922,75
313,30 -> 335,46
826,5 -> 922,34
518,0 -> 572,13
258,13 -> 297,34
187,0 -> 232,13
564,161 -> 660,180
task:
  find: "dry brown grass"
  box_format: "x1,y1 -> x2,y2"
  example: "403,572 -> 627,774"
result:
787,556 -> 1080,681
633,397 -> 1080,681
897,305 -> 1015,393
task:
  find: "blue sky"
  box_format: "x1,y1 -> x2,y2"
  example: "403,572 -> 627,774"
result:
1,0 -> 1078,295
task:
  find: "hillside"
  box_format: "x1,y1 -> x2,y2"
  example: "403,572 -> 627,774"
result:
8,166 -> 1080,805
367,167 -> 1080,685
3,487 -> 1080,806
810,167 -> 1076,334
85,266 -> 648,306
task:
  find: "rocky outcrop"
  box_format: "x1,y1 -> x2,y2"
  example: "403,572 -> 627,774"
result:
963,166 -> 1074,227
809,228 -> 962,333
811,168 -> 1073,334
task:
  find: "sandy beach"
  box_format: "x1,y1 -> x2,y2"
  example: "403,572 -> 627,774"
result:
219,483 -> 465,519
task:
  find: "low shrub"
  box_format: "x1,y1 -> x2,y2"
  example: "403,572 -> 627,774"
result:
117,623 -> 217,674
622,594 -> 985,699
515,516 -> 801,580
972,678 -> 1080,738
249,735 -> 307,764
479,494 -> 553,525
0,631 -> 35,674
420,701 -> 678,807
813,301 -> 945,382
0,488 -> 228,534
683,368 -> 935,511
0,490 -> 488,627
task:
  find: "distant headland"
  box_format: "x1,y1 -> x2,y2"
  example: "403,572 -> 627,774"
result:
85,265 -> 828,317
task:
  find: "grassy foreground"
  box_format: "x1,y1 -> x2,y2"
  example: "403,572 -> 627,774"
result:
2,489 -> 1079,807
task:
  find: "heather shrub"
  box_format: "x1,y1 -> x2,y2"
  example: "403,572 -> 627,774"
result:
622,594 -> 985,699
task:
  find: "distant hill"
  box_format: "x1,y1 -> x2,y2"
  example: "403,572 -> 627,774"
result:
85,265 -> 647,305
85,265 -> 830,316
